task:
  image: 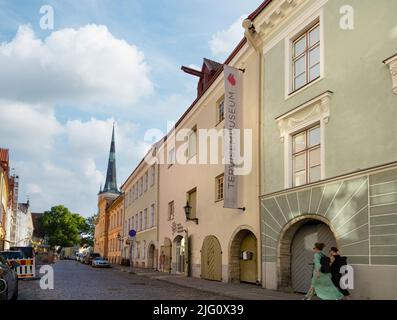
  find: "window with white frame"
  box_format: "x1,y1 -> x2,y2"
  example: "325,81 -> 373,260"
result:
292,124 -> 321,186
217,98 -> 225,124
168,201 -> 174,220
215,174 -> 224,201
131,216 -> 134,232
144,172 -> 148,192
138,211 -> 142,231
168,147 -> 175,167
187,126 -> 197,158
290,19 -> 321,93
143,208 -> 148,230
150,165 -> 155,186
150,204 -> 155,227
135,214 -> 138,230
142,240 -> 146,259
139,177 -> 143,196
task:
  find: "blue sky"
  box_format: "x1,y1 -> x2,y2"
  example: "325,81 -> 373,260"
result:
0,0 -> 263,216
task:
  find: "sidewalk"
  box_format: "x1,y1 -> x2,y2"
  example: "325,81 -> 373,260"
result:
111,264 -> 302,300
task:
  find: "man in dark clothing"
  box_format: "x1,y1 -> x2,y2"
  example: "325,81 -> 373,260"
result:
329,247 -> 351,298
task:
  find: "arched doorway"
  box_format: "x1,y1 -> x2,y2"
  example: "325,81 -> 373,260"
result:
229,229 -> 258,284
278,217 -> 337,293
148,244 -> 156,269
201,235 -> 222,281
161,238 -> 172,272
173,235 -> 185,274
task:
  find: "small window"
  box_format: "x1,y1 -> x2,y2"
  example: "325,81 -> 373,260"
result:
150,165 -> 155,186
150,204 -> 155,227
215,174 -> 224,201
292,125 -> 321,186
143,208 -> 148,230
144,172 -> 148,192
168,148 -> 176,168
139,211 -> 142,231
187,188 -> 197,219
139,177 -> 143,196
217,98 -> 225,124
168,201 -> 175,220
292,21 -> 320,92
187,126 -> 197,158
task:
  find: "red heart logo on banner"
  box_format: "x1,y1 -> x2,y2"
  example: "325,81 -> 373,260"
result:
227,73 -> 236,86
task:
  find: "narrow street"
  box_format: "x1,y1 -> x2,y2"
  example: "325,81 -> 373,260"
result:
18,260 -> 233,300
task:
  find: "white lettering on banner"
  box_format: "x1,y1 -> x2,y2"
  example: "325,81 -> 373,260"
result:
223,65 -> 243,209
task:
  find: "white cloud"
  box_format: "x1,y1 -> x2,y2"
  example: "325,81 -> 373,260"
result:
0,100 -> 63,156
27,183 -> 41,195
209,15 -> 246,60
0,24 -> 153,108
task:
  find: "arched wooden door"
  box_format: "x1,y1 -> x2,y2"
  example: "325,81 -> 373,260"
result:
291,222 -> 337,293
201,235 -> 222,281
239,233 -> 257,283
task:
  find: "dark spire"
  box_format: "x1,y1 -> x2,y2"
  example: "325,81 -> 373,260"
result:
102,123 -> 119,194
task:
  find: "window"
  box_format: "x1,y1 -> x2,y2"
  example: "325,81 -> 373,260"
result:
187,188 -> 197,219
135,214 -> 138,231
215,174 -> 224,201
139,211 -> 142,231
134,183 -> 138,200
128,218 -> 131,233
150,204 -> 155,228
139,178 -> 143,196
144,172 -> 148,192
143,208 -> 148,230
168,201 -> 174,220
142,240 -> 146,259
187,126 -> 197,158
168,147 -> 175,167
292,125 -> 321,187
150,165 -> 155,186
131,186 -> 135,203
292,21 -> 320,92
131,216 -> 134,232
217,98 -> 225,124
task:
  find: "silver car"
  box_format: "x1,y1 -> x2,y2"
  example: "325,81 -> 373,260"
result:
0,253 -> 19,300
91,257 -> 111,268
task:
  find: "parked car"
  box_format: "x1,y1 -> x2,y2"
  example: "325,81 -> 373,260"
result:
0,253 -> 19,300
83,253 -> 101,265
9,246 -> 34,259
91,257 -> 111,268
0,251 -> 24,261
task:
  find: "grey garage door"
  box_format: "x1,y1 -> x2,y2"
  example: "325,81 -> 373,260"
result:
291,222 -> 337,293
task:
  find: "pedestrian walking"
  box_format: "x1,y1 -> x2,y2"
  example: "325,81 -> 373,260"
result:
329,247 -> 351,299
303,242 -> 344,300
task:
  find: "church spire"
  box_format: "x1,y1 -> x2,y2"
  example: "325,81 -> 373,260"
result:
102,123 -> 119,194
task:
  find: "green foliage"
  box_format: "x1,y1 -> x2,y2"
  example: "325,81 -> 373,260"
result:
80,214 -> 98,248
38,205 -> 88,248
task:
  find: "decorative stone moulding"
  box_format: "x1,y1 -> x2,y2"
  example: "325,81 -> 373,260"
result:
276,91 -> 332,142
383,53 -> 397,95
257,0 -> 305,38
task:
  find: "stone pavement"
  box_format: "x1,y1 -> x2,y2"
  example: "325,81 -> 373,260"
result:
111,264 -> 303,300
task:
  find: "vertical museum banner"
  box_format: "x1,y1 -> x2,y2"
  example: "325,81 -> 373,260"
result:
223,65 -> 243,209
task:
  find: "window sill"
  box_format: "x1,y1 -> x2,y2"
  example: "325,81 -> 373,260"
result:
215,198 -> 224,203
286,76 -> 323,100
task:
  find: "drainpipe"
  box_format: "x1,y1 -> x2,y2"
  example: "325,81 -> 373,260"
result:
243,18 -> 264,287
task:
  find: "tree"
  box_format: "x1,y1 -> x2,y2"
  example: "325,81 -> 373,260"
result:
80,214 -> 98,248
39,205 -> 87,248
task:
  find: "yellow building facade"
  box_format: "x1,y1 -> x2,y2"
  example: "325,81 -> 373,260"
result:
122,145 -> 160,269
107,195 -> 123,264
0,148 -> 10,251
157,49 -> 262,283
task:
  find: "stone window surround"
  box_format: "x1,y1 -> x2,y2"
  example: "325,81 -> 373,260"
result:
284,7 -> 325,100
276,91 -> 332,189
383,53 -> 397,95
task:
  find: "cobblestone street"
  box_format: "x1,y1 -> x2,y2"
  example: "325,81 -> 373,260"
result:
17,260 -> 301,300
18,260 -> 233,300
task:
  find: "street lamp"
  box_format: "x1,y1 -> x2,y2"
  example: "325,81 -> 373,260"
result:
184,202 -> 198,224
